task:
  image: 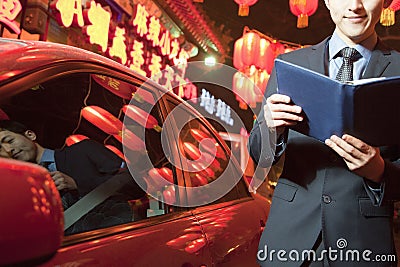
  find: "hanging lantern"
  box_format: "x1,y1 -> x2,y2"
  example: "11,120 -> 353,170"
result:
241,32 -> 260,66
191,173 -> 209,187
289,0 -> 318,28
65,135 -> 89,146
182,142 -> 202,161
234,0 -> 258,16
147,167 -> 174,190
233,71 -> 255,110
254,70 -> 270,102
91,74 -> 137,100
233,37 -> 244,70
265,41 -> 285,74
255,38 -> 271,70
198,138 -> 226,160
122,105 -> 162,132
81,106 -> 123,135
113,127 -> 146,151
132,88 -> 156,105
199,151 -> 222,172
189,129 -> 211,142
163,185 -> 176,205
380,0 -> 400,26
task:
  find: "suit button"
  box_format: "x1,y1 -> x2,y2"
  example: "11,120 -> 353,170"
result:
322,194 -> 332,204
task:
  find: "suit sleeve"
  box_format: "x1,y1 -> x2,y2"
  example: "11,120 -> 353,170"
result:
80,140 -> 123,174
248,63 -> 284,168
381,158 -> 400,203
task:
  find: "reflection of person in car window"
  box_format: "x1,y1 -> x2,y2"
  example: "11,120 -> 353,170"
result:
0,120 -> 146,234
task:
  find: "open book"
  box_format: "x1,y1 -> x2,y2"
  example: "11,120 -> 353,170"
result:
275,59 -> 400,146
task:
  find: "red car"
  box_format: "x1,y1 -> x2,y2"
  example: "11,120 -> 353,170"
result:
0,38 -> 269,267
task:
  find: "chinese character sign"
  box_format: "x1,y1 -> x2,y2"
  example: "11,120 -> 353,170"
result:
84,0 -> 111,52
53,0 -> 84,27
0,0 -> 22,34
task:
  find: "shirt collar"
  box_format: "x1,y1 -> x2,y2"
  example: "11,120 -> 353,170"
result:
328,30 -> 376,62
40,148 -> 55,164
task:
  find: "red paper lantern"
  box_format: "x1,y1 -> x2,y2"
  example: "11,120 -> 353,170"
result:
122,105 -> 162,132
191,173 -> 209,187
189,129 -> 211,142
182,142 -> 202,161
232,71 -> 257,109
147,167 -> 174,189
91,74 -> 137,100
380,0 -> 400,26
289,0 -> 318,28
113,127 -> 145,151
198,138 -> 226,160
233,37 -> 244,70
81,106 -> 123,135
65,135 -> 89,146
265,41 -> 285,74
163,185 -> 176,205
241,32 -> 260,67
132,88 -> 156,105
255,38 -> 271,70
234,0 -> 258,16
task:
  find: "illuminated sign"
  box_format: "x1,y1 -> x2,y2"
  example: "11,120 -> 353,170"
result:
83,0 -> 111,52
199,89 -> 234,126
53,0 -> 84,27
51,1 -> 191,99
0,0 -> 22,34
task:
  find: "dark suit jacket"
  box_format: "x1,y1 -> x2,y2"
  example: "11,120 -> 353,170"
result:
54,139 -> 145,234
249,37 -> 400,266
55,139 -> 124,196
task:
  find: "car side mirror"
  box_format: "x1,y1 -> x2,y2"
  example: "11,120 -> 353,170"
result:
0,158 -> 63,266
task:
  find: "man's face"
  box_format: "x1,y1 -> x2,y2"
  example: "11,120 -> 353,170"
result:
325,0 -> 385,44
0,130 -> 37,162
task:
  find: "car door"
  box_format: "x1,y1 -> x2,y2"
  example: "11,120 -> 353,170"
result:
162,97 -> 269,266
0,63 -> 213,267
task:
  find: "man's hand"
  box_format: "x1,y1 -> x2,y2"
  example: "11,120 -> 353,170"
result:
264,94 -> 303,136
325,134 -> 385,183
50,171 -> 78,191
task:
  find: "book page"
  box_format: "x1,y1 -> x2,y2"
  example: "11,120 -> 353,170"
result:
345,77 -> 386,85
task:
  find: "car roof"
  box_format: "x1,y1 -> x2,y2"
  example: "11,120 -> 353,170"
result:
0,38 -> 211,131
0,38 -> 175,98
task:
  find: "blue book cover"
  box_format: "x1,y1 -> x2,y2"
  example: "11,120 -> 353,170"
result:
275,58 -> 400,146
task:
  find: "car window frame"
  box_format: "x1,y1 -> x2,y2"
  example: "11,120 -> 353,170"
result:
162,96 -> 253,209
0,61 -> 200,244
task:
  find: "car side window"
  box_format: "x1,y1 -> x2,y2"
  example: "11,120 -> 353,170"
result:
165,99 -> 249,206
0,72 -> 178,235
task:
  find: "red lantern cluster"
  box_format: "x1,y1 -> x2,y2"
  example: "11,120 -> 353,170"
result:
233,30 -> 296,109
380,0 -> 400,26
289,0 -> 318,28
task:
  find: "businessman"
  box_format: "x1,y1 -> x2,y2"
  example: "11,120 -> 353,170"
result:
0,120 -> 145,234
249,0 -> 400,266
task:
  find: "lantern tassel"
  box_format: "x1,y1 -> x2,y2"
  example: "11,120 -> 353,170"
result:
297,14 -> 309,28
238,4 -> 250,16
380,8 -> 395,26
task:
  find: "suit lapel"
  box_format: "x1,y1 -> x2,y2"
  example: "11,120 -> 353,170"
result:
362,42 -> 391,78
308,37 -> 330,75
